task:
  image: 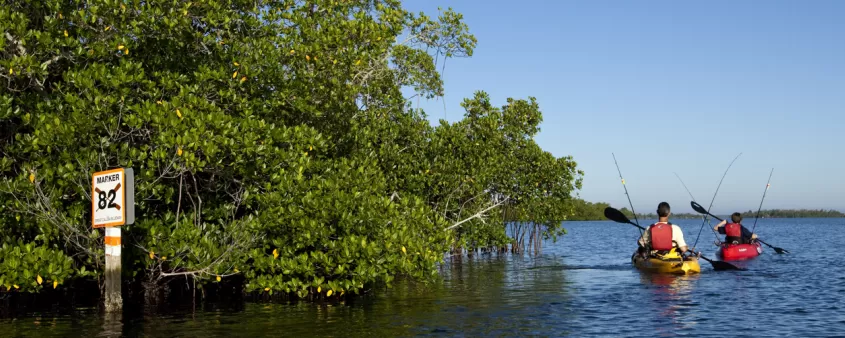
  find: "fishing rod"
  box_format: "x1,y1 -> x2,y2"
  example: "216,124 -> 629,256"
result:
674,172 -> 720,243
612,153 -> 641,236
691,152 -> 742,250
751,168 -> 774,234
748,168 -> 788,254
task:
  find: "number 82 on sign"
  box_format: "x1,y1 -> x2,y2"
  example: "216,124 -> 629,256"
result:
92,168 -> 135,228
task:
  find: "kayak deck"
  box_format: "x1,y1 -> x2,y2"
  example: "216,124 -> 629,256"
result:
717,241 -> 763,261
631,249 -> 701,275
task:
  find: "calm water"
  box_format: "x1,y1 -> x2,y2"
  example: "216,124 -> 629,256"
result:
3,218 -> 845,337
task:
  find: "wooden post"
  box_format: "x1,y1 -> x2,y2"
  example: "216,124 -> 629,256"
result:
104,227 -> 122,312
92,167 -> 133,313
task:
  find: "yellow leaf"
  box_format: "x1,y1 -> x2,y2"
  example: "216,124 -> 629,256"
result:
264,287 -> 270,292
149,251 -> 155,259
53,281 -> 58,289
313,56 -> 318,61
183,9 -> 188,16
234,267 -> 239,273
120,4 -> 125,11
161,256 -> 167,261
29,173 -> 35,183
177,148 -> 183,157
317,286 -> 321,293
118,45 -> 124,50
340,291 -> 345,296
176,109 -> 182,118
15,215 -> 20,221
333,59 -> 337,65
240,76 -> 246,83
37,275 -> 43,285
9,68 -> 13,75
105,26 -> 111,31
272,249 -> 279,259
309,146 -> 312,151
156,100 -> 162,105
13,285 -> 19,289
355,59 -> 361,65
58,13 -> 63,19
232,71 -> 238,79
233,62 -> 240,67
216,276 -> 221,282
402,246 -> 406,254
63,30 -> 68,37
290,49 -> 295,55
306,55 -> 311,61
327,290 -> 333,297
124,49 -> 129,55
377,36 -> 382,41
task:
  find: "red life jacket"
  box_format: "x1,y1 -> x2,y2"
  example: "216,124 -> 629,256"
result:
725,223 -> 742,238
648,222 -> 674,251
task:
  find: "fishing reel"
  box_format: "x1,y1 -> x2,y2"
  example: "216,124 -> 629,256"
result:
714,240 -> 723,247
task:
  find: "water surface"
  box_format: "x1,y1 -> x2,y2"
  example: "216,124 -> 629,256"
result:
3,218 -> 844,337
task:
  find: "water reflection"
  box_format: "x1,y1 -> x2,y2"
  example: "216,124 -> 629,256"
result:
639,272 -> 700,335
98,312 -> 122,338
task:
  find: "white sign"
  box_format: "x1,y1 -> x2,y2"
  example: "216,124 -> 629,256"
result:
92,168 -> 134,228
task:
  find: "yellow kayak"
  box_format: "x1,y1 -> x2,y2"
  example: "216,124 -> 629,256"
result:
631,248 -> 701,275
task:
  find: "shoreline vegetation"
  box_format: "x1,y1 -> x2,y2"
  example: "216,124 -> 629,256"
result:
567,199 -> 845,221
0,0 -> 583,307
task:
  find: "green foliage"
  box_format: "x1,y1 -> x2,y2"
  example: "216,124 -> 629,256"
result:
0,0 -> 581,300
0,240 -> 80,292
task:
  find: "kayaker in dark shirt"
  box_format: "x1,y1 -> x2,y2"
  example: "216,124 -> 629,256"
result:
713,212 -> 758,244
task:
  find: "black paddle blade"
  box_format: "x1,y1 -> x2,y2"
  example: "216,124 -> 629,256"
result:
698,254 -> 746,271
690,201 -> 708,215
759,239 -> 789,254
604,207 -> 632,224
690,201 -> 723,221
710,260 -> 746,271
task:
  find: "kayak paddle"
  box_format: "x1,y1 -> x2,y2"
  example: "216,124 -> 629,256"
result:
604,206 -> 645,231
757,239 -> 789,254
691,201 -> 789,254
604,207 -> 743,271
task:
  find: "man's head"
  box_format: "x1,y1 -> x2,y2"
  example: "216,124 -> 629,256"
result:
657,202 -> 671,218
731,212 -> 742,223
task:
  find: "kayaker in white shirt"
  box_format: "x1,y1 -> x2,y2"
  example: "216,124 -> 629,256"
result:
637,202 -> 695,257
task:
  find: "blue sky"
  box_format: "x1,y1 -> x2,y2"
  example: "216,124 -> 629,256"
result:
402,0 -> 845,214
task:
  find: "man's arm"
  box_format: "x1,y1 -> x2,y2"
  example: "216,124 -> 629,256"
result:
672,225 -> 690,253
741,225 -> 757,239
713,219 -> 727,233
638,230 -> 648,247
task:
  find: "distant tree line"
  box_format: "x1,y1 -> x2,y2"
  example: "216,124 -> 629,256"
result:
739,209 -> 845,218
566,199 -> 705,221
566,199 -> 845,221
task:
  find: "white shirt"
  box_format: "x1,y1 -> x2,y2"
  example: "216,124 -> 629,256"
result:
638,222 -> 687,249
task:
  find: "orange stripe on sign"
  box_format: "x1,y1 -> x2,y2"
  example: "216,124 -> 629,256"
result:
104,236 -> 121,246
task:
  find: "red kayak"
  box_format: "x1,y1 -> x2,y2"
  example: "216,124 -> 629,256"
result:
717,241 -> 763,261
